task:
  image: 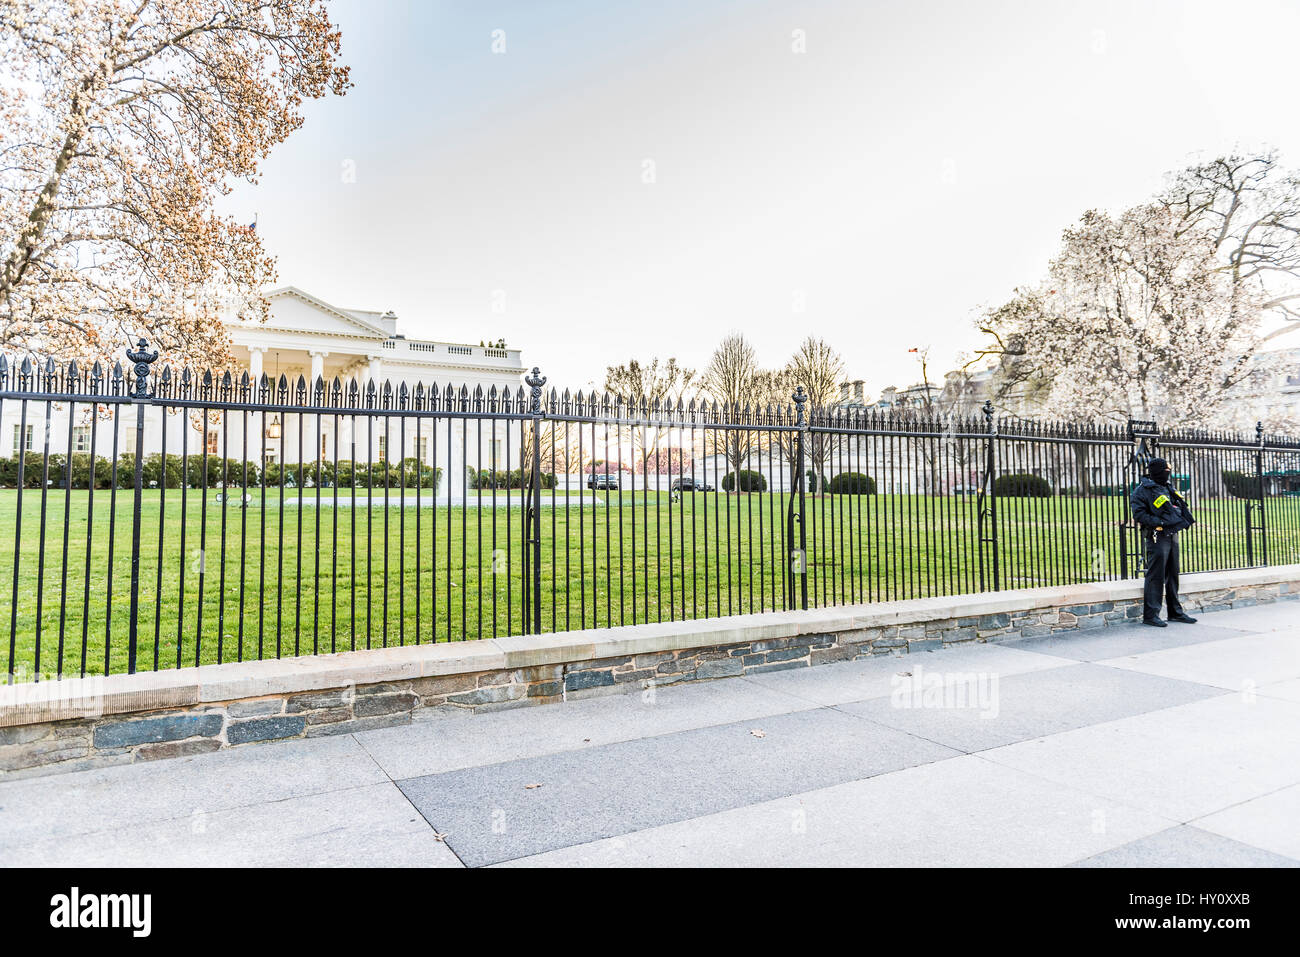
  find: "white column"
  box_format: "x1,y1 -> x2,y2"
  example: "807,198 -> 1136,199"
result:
248,346 -> 266,382
309,350 -> 327,386
366,355 -> 383,462
246,347 -> 268,469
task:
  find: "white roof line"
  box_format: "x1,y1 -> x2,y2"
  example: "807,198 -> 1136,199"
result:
263,286 -> 390,337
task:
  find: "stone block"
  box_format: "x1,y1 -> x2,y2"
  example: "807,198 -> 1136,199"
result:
0,738 -> 89,771
354,692 -> 418,717
226,699 -> 285,718
562,669 -> 616,692
304,707 -> 352,725
286,689 -> 353,712
810,645 -> 857,665
93,712 -> 223,750
747,660 -> 806,674
0,725 -> 48,747
409,674 -> 477,697
448,683 -> 531,706
695,657 -> 744,680
135,738 -> 223,761
305,713 -> 412,737
226,715 -> 305,745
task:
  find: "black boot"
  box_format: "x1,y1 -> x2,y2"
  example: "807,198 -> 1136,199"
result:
1168,611 -> 1197,624
1142,617 -> 1168,628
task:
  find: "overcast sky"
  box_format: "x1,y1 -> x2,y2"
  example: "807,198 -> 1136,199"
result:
224,0 -> 1300,394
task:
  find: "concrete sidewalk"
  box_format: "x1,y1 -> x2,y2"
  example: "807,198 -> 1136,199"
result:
2,603 -> 1298,867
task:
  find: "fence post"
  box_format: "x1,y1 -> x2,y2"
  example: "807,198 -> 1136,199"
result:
788,386 -> 808,610
1254,421 -> 1267,567
978,399 -> 1000,592
125,338 -> 158,673
525,367 -> 547,634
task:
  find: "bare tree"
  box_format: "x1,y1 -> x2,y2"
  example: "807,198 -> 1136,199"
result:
702,333 -> 766,482
786,336 -> 845,488
604,356 -> 697,475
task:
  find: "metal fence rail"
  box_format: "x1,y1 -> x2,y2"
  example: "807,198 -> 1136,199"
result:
3,341 -> 1299,683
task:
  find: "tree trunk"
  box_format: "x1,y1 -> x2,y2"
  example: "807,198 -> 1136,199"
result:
1192,454 -> 1226,498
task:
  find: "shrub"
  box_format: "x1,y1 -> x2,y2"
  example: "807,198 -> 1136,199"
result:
993,473 -> 1053,497
828,472 -> 876,495
722,469 -> 767,492
1222,469 -> 1256,499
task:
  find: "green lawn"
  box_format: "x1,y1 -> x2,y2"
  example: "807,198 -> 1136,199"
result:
2,486 -> 1297,679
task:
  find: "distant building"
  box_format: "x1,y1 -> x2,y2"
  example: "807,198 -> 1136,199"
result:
0,286 -> 527,499
1215,345 -> 1300,433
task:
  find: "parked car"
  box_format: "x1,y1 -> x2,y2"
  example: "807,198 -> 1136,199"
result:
951,484 -> 979,495
670,478 -> 714,492
587,473 -> 620,490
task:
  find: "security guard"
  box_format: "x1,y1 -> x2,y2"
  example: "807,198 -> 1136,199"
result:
1129,457 -> 1197,627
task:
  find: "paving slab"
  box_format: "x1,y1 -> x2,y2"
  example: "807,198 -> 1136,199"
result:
742,642 -> 1067,707
1257,676 -> 1300,704
1096,631 -> 1300,692
980,694 -> 1300,821
0,735 -> 386,847
1069,825 -> 1298,868
398,706 -> 959,867
1192,783 -> 1300,862
2,601 -> 1294,868
500,753 -> 1174,867
2,782 -> 462,867
1194,601 -> 1300,633
837,663 -> 1222,753
355,677 -> 811,779
1004,622 -> 1252,661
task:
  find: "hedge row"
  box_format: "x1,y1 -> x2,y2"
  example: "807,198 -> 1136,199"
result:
0,454 -> 441,492
468,468 -> 558,490
992,473 -> 1053,497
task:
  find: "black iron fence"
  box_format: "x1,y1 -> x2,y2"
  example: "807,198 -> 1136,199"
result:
4,341 -> 1300,683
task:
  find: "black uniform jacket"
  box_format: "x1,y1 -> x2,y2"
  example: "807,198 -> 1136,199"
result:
1129,476 -> 1196,536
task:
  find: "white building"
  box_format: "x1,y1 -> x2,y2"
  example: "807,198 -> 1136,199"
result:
1216,345 -> 1300,434
1,286 -> 527,498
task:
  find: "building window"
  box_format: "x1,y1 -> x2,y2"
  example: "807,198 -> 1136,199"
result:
12,424 -> 32,455
377,434 -> 387,462
417,436 -> 429,463
206,432 -> 219,455
72,425 -> 91,453
320,434 -> 328,459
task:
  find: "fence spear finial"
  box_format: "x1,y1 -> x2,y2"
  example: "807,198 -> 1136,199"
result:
793,385 -> 807,427
125,337 -> 158,399
524,366 -> 547,414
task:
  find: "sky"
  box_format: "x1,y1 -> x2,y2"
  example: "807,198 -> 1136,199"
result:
224,0 -> 1300,394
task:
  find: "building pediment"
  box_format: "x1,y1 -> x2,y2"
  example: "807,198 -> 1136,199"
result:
242,286 -> 390,339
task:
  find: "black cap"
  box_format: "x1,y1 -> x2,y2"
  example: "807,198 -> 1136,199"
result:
1147,457 -> 1171,480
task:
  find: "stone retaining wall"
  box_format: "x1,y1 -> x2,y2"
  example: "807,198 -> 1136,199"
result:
2,569 -> 1295,780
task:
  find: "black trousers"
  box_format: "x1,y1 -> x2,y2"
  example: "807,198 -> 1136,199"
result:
1142,532 -> 1183,620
